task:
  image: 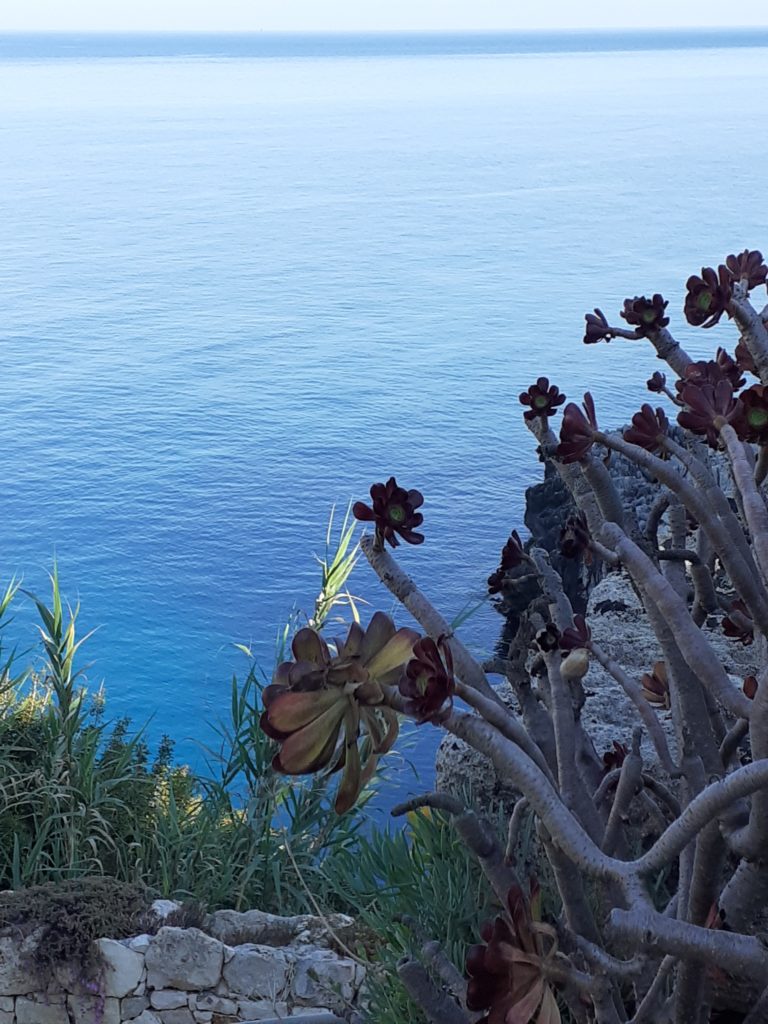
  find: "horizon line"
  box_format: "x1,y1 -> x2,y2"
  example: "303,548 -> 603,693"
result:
2,25 -> 768,35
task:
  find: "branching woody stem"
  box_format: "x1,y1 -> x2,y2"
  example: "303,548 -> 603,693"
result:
360,533 -> 500,704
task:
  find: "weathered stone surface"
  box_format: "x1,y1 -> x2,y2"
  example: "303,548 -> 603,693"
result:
206,909 -> 354,949
131,1012 -> 163,1024
16,997 -> 69,1024
292,950 -> 361,1010
68,994 -> 120,1024
97,937 -> 145,998
236,999 -> 290,1020
157,1009 -> 195,1024
152,899 -> 182,920
222,944 -> 289,1000
150,989 -> 189,1010
145,928 -> 223,991
193,991 -> 237,1015
129,934 -> 153,953
0,932 -> 45,993
0,1011 -> 13,1024
121,994 -> 151,1019
0,997 -> 12,1012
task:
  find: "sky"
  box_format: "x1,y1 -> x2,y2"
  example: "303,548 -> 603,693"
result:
1,0 -> 767,33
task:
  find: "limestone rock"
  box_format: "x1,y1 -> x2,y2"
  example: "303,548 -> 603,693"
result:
151,989 -> 189,1010
206,909 -> 354,949
145,928 -> 223,991
131,1012 -> 163,1024
291,950 -> 362,1011
157,1009 -> 194,1024
68,994 -> 120,1024
97,937 -> 145,997
16,997 -> 69,1024
236,999 -> 290,1019
222,944 -> 290,1000
192,992 -> 237,1015
121,994 -> 151,1019
0,932 -> 45,993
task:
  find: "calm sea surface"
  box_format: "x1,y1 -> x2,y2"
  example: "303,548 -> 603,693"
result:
1,31 -> 767,805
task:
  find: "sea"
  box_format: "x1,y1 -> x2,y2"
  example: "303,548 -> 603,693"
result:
1,29 -> 767,809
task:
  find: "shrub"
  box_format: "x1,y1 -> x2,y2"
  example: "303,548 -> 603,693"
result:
263,249 -> 768,1023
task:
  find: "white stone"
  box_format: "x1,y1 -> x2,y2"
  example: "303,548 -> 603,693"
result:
193,1013 -> 213,1024
236,999 -> 290,1020
68,994 -> 120,1024
0,998 -> 13,1012
156,1009 -> 194,1024
222,944 -> 290,1000
145,928 -> 224,991
193,992 -> 237,1015
131,1013 -> 163,1024
292,949 -> 359,1010
97,937 -> 145,998
0,1011 -> 13,1024
16,997 -> 69,1024
152,899 -> 181,920
151,990 -> 188,1010
129,934 -> 153,953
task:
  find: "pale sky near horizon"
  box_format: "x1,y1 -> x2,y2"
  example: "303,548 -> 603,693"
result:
1,0 -> 767,33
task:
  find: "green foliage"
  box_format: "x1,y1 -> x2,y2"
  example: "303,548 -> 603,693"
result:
0,521 -> 367,914
325,807 -> 500,1024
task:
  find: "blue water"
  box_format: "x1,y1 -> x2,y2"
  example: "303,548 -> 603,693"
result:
1,30 -> 767,803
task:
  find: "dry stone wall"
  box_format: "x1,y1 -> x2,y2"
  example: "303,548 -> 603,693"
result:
0,905 -> 365,1024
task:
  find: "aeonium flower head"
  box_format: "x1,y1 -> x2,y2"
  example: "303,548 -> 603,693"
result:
725,248 -> 768,291
624,404 -> 669,455
556,393 -> 598,464
732,385 -> 768,445
260,612 -> 419,813
353,476 -> 424,550
677,377 -> 737,449
466,880 -> 562,1024
647,371 -> 667,394
684,265 -> 731,329
583,308 -> 612,345
722,600 -> 754,646
641,661 -> 670,710
519,377 -> 566,421
559,614 -> 591,653
620,294 -> 669,335
487,530 -> 526,594
559,513 -> 590,561
399,635 -> 455,723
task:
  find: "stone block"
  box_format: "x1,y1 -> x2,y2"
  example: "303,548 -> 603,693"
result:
192,992 -> 237,1015
236,1000 -> 290,1020
0,932 -> 45,993
222,944 -> 289,1000
146,928 -> 223,991
157,1009 -> 195,1024
121,994 -> 151,1019
68,993 -> 120,1024
96,938 -> 145,997
292,949 -> 359,1009
151,990 -> 188,1010
16,996 -> 70,1024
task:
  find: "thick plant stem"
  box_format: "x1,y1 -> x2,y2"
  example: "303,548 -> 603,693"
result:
729,285 -> 768,385
720,423 -> 768,587
397,958 -> 471,1024
360,534 -> 500,704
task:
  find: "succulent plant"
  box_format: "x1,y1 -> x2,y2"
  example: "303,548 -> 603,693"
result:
559,512 -> 590,561
398,635 -> 455,723
684,265 -> 731,328
487,531 -> 526,594
677,377 -> 737,448
624,404 -> 669,454
559,614 -> 591,653
715,347 -> 746,389
724,248 -> 768,291
602,740 -> 629,774
646,370 -> 667,394
732,384 -> 768,445
353,477 -> 424,549
620,294 -> 669,335
641,661 -> 670,710
260,614 -> 418,812
535,624 -> 560,652
519,378 -> 566,421
556,393 -> 598,464
735,337 -> 758,376
583,308 -> 612,344
744,675 -> 759,700
722,600 -> 754,645
466,880 -> 562,1024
